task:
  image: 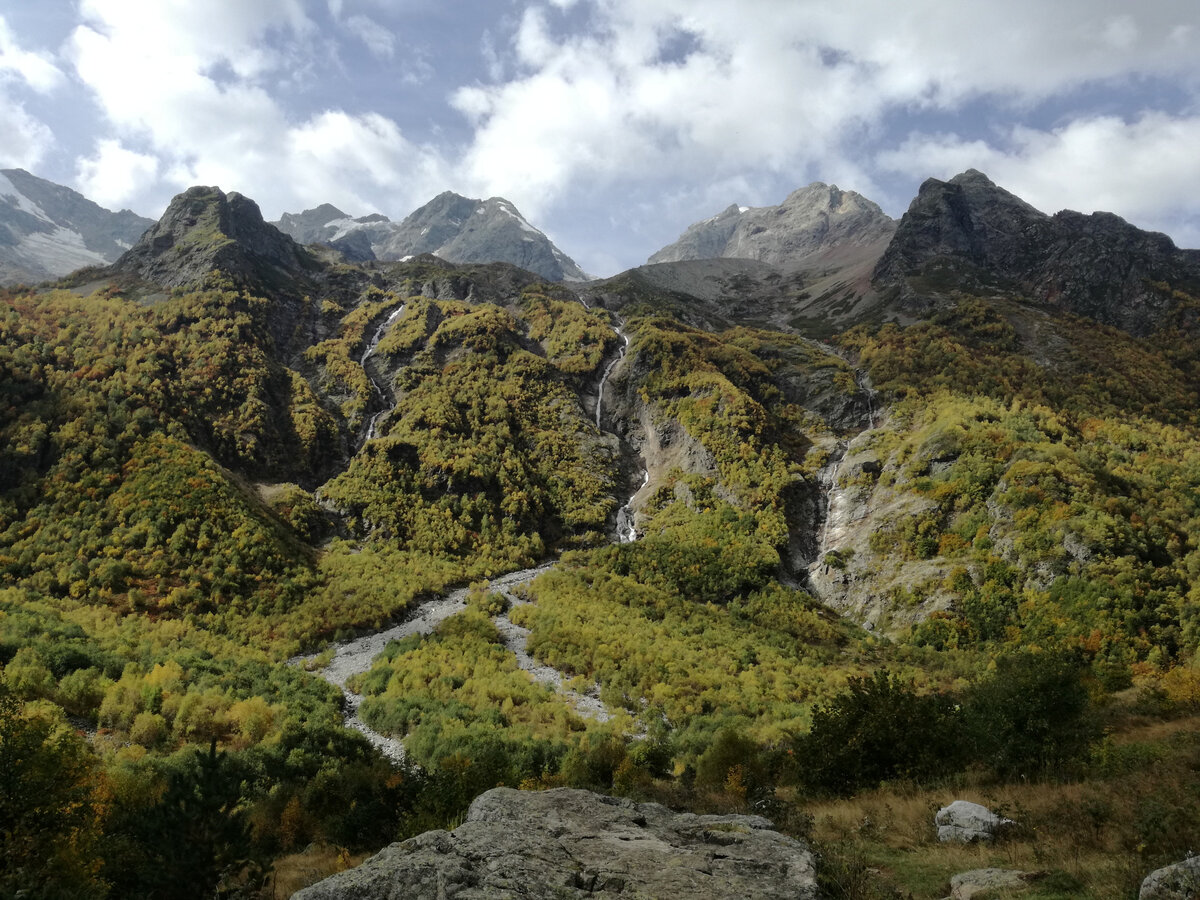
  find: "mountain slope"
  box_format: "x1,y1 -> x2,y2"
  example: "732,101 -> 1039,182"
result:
0,168 -> 154,285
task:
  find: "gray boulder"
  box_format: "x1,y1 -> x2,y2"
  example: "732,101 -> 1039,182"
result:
293,787 -> 818,899
1140,856 -> 1200,900
935,800 -> 1014,843
950,868 -> 1032,899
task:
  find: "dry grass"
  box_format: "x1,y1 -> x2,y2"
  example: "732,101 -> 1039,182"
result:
261,844 -> 370,899
799,713 -> 1200,900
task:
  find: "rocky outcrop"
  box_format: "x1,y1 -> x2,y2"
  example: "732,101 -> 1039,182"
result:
874,169 -> 1200,336
276,192 -> 588,282
1139,857 -> 1200,900
293,787 -> 818,899
114,185 -> 316,292
0,168 -> 154,285
650,183 -> 895,272
935,800 -> 1014,843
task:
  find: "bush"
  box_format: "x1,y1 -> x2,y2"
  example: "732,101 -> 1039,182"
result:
794,670 -> 962,795
962,651 -> 1097,779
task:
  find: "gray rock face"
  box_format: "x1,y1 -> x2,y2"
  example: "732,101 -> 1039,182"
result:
0,168 -> 154,285
648,183 -> 896,272
275,192 -> 588,282
293,787 -> 818,900
273,204 -> 394,262
114,185 -> 315,292
935,800 -> 1014,843
950,868 -> 1032,900
1140,857 -> 1200,900
874,169 -> 1200,336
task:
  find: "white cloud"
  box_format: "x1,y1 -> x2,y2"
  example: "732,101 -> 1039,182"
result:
63,0 -> 452,220
0,14 -> 62,170
449,0 -> 1200,221
0,101 -> 53,170
8,0 -> 1194,268
284,110 -> 450,211
0,15 -> 65,93
344,13 -> 395,59
75,139 -> 160,209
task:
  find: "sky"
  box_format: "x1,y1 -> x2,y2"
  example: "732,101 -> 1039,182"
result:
1,0 -> 1199,276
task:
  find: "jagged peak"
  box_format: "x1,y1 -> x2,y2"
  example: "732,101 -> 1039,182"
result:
279,202 -> 348,225
114,184 -> 313,291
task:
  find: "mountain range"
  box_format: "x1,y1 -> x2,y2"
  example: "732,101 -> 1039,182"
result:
273,191 -> 590,282
3,163 -> 1200,898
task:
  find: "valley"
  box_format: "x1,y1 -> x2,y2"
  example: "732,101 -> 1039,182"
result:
2,169 -> 1200,899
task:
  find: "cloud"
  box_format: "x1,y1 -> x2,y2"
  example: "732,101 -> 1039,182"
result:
450,0 -> 1200,219
344,13 -> 395,59
0,101 -> 54,170
64,0 -> 451,218
284,110 -> 451,212
0,15 -> 65,93
0,14 -> 62,170
20,0 -> 1197,268
75,139 -> 160,209
877,112 -> 1200,245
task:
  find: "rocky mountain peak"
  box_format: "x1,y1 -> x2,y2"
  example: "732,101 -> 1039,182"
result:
274,191 -> 588,281
115,185 -> 313,290
373,191 -> 589,281
649,181 -> 895,270
274,203 -> 351,244
874,169 -> 1200,334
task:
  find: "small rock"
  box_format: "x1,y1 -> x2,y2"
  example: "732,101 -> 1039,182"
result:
1140,856 -> 1200,900
935,800 -> 1014,843
950,868 -> 1031,900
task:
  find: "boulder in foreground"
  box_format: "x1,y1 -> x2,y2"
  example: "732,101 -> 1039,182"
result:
293,787 -> 818,899
936,800 -> 1015,843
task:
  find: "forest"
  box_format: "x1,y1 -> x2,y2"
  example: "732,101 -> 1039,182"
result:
2,256 -> 1200,898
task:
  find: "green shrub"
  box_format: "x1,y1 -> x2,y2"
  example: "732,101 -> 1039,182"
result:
794,670 -> 962,795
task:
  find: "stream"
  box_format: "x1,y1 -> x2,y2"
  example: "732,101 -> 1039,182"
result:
359,304 -> 406,445
296,298 -> 645,761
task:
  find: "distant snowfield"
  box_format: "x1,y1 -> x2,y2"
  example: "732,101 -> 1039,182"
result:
18,228 -> 108,274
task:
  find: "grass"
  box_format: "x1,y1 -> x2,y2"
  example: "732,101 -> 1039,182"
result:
798,710 -> 1200,900
263,844 -> 370,899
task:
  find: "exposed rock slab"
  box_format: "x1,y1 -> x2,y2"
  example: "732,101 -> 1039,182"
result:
1140,857 -> 1200,900
950,868 -> 1034,899
293,787 -> 818,899
0,168 -> 153,285
274,191 -> 587,282
936,800 -> 1014,843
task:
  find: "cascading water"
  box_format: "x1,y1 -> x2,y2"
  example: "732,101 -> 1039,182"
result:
591,312 -> 645,542
595,330 -> 629,429
359,305 -> 405,445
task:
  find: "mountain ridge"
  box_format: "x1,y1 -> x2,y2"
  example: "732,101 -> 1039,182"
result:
272,190 -> 589,282
649,182 -> 896,271
0,168 -> 154,285
873,168 -> 1200,335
